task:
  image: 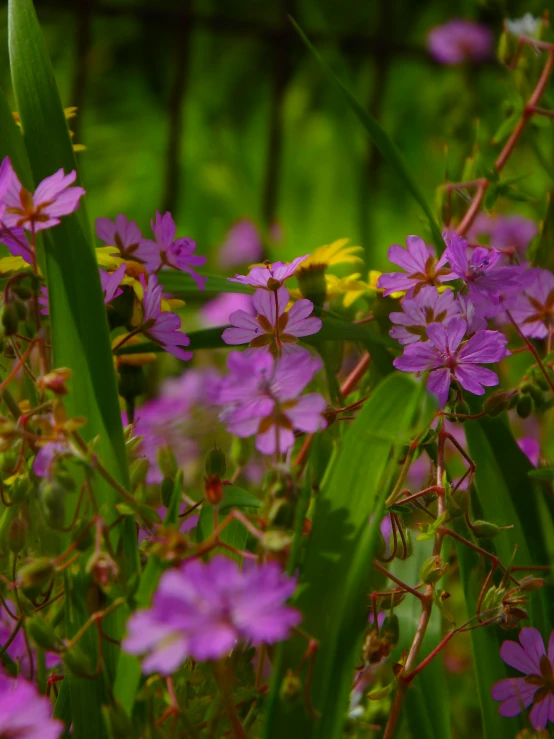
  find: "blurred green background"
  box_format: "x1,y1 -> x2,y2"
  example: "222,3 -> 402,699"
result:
0,0 -> 549,272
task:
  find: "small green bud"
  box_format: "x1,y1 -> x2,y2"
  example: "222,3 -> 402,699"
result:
380,613 -> 400,646
39,481 -> 66,530
535,374 -> 550,392
9,475 -> 31,504
205,446 -> 226,478
516,395 -> 534,419
378,590 -> 406,611
280,669 -> 302,702
518,575 -> 546,592
419,555 -> 447,585
454,399 -> 470,419
296,267 -> 327,309
17,558 -> 56,590
12,283 -> 32,300
55,470 -> 78,494
156,446 -> 178,480
521,382 -> 534,395
509,391 -> 520,409
230,435 -> 253,468
483,390 -> 511,417
26,616 -> 62,651
161,477 -> 174,508
0,304 -> 18,336
130,456 -> 150,489
63,643 -> 92,678
13,300 -> 27,321
471,520 -> 501,538
8,518 -> 26,554
118,363 -> 146,401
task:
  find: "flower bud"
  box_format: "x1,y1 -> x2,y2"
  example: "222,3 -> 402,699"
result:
483,390 -> 511,417
419,555 -> 447,585
9,475 -> 31,504
13,300 -> 27,321
118,364 -> 146,401
11,283 -> 32,300
1,304 -> 18,336
8,518 -> 26,554
377,590 -> 406,610
454,399 -> 470,419
63,643 -> 92,678
280,669 -> 302,701
36,368 -> 71,396
296,267 -> 327,309
161,477 -> 174,508
157,446 -> 178,480
205,447 -> 226,478
39,480 -> 66,530
516,395 -> 534,419
16,558 -> 55,590
471,520 -> 501,538
204,474 -> 224,506
26,615 -> 62,651
230,436 -> 252,468
261,530 -> 293,552
518,576 -> 546,592
380,613 -> 400,646
130,457 -> 149,490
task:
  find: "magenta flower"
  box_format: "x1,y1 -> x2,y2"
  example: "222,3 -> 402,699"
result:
122,556 -> 301,674
456,294 -> 487,335
218,220 -> 263,268
445,233 -> 524,317
510,268 -> 554,340
0,601 -> 60,676
213,349 -> 326,455
32,440 -> 74,479
389,286 -> 459,345
393,317 -> 509,406
427,19 -> 493,65
140,211 -> 206,288
140,274 -> 192,361
95,214 -> 155,266
229,255 -> 309,290
100,264 -> 127,303
0,674 -> 63,738
222,287 -> 321,355
0,157 -> 85,232
200,293 -> 255,328
0,226 -> 32,264
377,236 -> 452,297
518,437 -> 540,467
468,213 -> 538,260
0,157 -> 12,220
492,627 -> 554,731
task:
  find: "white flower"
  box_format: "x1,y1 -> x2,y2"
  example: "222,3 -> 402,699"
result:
506,13 -> 540,38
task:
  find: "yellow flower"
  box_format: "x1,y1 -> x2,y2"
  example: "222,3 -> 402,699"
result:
325,270 -> 404,307
298,238 -> 363,272
0,256 -> 31,274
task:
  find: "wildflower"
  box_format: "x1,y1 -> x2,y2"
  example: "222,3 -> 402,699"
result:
0,158 -> 85,232
0,673 -> 63,738
218,220 -> 263,268
377,236 -> 452,297
32,440 -> 74,479
139,274 -> 192,361
0,601 -> 60,677
468,213 -> 538,260
444,233 -> 523,317
95,214 -> 156,267
393,317 -> 509,406
492,627 -> 554,730
506,14 -> 541,38
297,239 -> 363,272
200,293 -> 255,328
229,256 -> 309,290
518,437 -> 540,467
325,273 -> 372,307
100,263 -> 127,303
0,225 -> 31,264
222,287 -> 322,355
122,556 -> 301,674
456,294 -> 487,334
140,211 -> 206,288
389,286 -> 459,345
427,19 -> 493,65
213,350 -> 326,455
509,269 -> 554,340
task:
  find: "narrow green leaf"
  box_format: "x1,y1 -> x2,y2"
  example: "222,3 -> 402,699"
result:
289,17 -> 445,250
264,374 -> 433,738
218,486 -> 262,514
159,271 -> 254,299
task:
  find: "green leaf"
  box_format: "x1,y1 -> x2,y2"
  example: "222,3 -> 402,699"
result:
289,18 -> 444,251
528,467 -> 554,480
264,374 -> 434,738
218,486 -> 262,514
159,271 -> 253,299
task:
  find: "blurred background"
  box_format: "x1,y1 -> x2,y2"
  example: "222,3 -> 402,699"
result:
0,0 -> 549,273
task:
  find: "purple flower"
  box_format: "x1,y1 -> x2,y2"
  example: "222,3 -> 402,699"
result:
518,437 -> 540,467
140,274 -> 192,361
122,556 -> 301,674
0,673 -> 63,738
218,220 -> 263,268
140,211 -> 206,288
427,19 -> 493,65
222,287 -> 322,355
492,627 -> 554,730
377,236 -> 452,297
468,214 -> 538,260
445,233 -> 524,317
456,294 -> 487,335
393,317 -> 509,407
100,264 -> 127,303
229,256 -> 309,290
213,350 -> 326,455
95,214 -> 154,266
0,601 -> 60,677
509,268 -> 554,340
200,293 -> 255,328
0,226 -> 32,264
389,286 -> 459,345
0,157 -> 85,232
32,440 -> 75,479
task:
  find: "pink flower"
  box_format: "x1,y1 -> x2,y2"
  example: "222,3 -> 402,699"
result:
377,236 -> 452,297
140,211 -> 206,288
200,293 -> 255,328
510,268 -> 554,340
0,673 -> 63,738
389,286 -> 459,345
140,274 -> 192,361
95,214 -> 155,266
222,287 -> 321,355
0,157 -> 85,232
427,19 -> 493,65
393,317 -> 509,406
492,627 -> 554,731
100,264 -> 127,303
229,256 -> 309,290
218,220 -> 263,268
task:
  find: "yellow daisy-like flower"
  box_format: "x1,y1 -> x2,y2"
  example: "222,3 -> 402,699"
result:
298,238 -> 363,272
0,256 -> 31,274
325,270 -> 405,308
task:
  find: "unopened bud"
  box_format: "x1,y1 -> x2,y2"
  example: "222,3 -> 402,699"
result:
11,283 -> 32,300
36,368 -> 71,396
1,304 -> 18,336
519,576 -> 546,592
13,300 -> 27,321
483,390 -> 511,417
420,555 -> 447,585
471,520 -> 501,538
516,395 -> 534,419
39,481 -> 66,530
8,518 -> 26,554
9,475 -> 31,504
280,669 -> 302,701
63,644 -> 92,677
157,446 -> 178,480
130,457 -> 149,490
205,447 -> 226,478
377,590 -> 406,611
26,615 -> 62,651
380,614 -> 400,646
161,477 -> 174,508
118,364 -> 146,401
204,474 -> 223,506
296,266 -> 327,309
17,557 -> 55,590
